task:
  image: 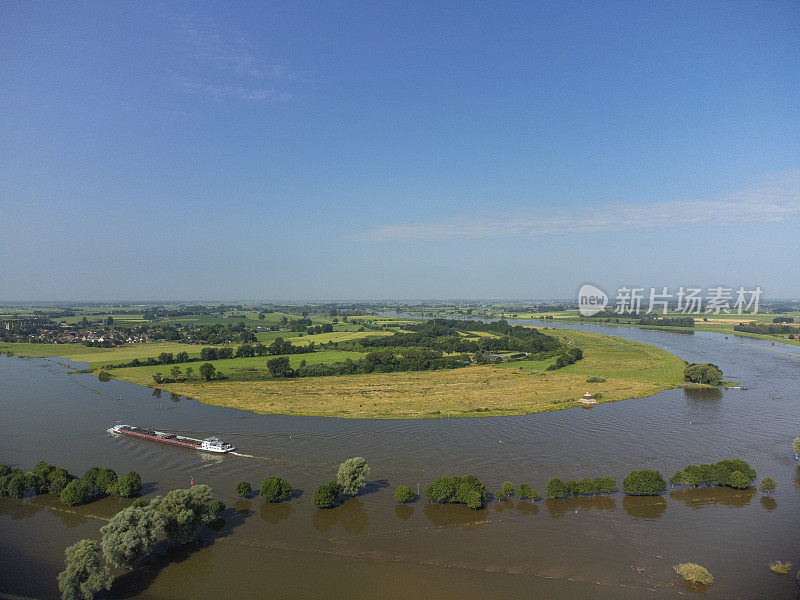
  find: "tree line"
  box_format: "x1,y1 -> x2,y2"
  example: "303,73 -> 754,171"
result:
103,338 -> 314,370
264,347 -> 470,379
58,484 -> 224,600
0,461 -> 142,507
637,316 -> 695,327
347,318 -> 563,356
734,322 -> 800,335
395,456 -> 767,510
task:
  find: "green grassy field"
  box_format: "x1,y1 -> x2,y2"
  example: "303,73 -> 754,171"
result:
106,350 -> 365,384
112,329 -> 690,419
494,328 -> 686,383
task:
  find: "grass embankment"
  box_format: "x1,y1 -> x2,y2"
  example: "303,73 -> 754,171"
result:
116,330 -> 687,419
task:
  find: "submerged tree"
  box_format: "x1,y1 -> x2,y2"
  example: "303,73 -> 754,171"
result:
235,481 -> 252,498
761,477 -> 776,493
517,483 -> 540,501
337,457 -> 371,496
60,480 -> 89,507
116,471 -> 142,498
260,477 -> 292,502
56,539 -> 112,600
545,478 -> 570,499
100,505 -> 165,568
424,475 -> 488,509
312,481 -> 343,509
622,470 -> 666,496
394,485 -> 414,503
150,484 -> 215,545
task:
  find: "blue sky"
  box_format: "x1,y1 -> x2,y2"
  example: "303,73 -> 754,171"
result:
1,1 -> 799,301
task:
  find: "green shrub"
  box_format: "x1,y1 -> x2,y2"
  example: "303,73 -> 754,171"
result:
501,482 -> 515,497
235,481 -> 252,498
98,371 -> 111,382
674,562 -> 713,585
622,470 -> 666,496
209,500 -> 225,514
585,376 -> 605,383
793,438 -> 800,457
761,477 -> 776,493
312,481 -> 343,509
546,478 -> 570,498
260,477 -> 292,502
424,475 -> 488,509
394,485 -> 414,503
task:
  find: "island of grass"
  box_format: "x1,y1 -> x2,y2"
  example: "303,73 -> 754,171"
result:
6,327 -> 689,419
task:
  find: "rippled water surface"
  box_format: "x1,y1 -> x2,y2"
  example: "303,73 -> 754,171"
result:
1,322 -> 799,599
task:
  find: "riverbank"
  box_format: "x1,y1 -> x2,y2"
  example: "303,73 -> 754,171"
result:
109,329 -> 688,419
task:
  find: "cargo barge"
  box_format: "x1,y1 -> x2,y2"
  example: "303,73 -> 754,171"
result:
108,424 -> 235,453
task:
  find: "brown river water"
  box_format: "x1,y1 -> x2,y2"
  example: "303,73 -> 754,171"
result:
1,321 -> 799,599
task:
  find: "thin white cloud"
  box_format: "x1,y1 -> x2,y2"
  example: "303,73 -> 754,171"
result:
351,172 -> 800,242
174,14 -> 295,102
179,17 -> 292,80
176,78 -> 292,102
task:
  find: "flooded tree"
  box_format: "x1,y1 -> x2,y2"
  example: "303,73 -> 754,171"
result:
115,471 -> 142,498
100,505 -> 165,568
622,470 -> 666,496
260,477 -> 292,502
313,481 -> 343,509
394,485 -> 414,503
235,480 -> 252,498
424,475 -> 487,509
761,476 -> 776,493
517,483 -> 540,501
150,484 -> 215,545
337,457 -> 370,496
545,478 -> 570,499
60,480 -> 89,506
57,539 -> 112,600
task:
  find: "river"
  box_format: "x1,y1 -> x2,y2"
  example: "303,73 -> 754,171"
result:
1,320 -> 798,599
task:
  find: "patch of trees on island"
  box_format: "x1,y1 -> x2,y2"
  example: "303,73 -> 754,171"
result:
734,322 -> 800,335
347,318 -> 562,356
637,316 -> 695,328
683,362 -> 723,386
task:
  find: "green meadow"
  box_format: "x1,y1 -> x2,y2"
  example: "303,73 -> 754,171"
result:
106,350 -> 365,384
